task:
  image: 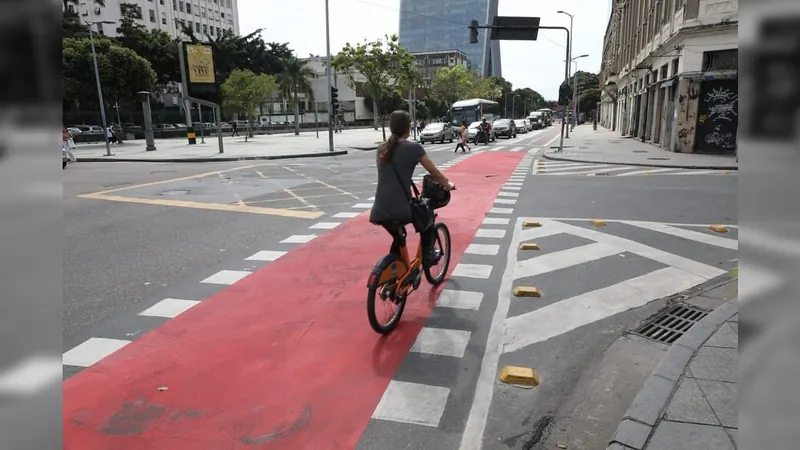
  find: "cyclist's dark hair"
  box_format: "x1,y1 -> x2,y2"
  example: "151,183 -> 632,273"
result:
378,110 -> 411,164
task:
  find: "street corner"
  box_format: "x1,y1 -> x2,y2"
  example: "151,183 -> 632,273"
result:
75,162 -> 376,219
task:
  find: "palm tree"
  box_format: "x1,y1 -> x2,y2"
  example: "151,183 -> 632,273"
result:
277,57 -> 316,135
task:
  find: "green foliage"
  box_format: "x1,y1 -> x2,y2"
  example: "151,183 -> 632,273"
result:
506,88 -> 547,117
116,4 -> 179,92
277,57 -> 316,135
570,71 -> 601,114
221,69 -> 277,139
63,37 -> 157,111
428,66 -> 503,106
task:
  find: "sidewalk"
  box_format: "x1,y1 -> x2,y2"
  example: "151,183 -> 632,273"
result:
608,280 -> 738,449
544,126 -> 738,170
72,128 -> 388,162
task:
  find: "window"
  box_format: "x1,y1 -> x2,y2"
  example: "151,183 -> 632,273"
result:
203,24 -> 208,34
195,22 -> 201,32
216,26 -> 221,35
173,0 -> 177,10
227,0 -> 231,7
188,21 -> 193,30
671,58 -> 679,76
161,12 -> 167,24
160,0 -> 164,4
149,9 -> 156,22
221,12 -> 225,18
201,7 -> 206,17
660,64 -> 668,80
210,26 -> 214,35
186,3 -> 191,13
702,49 -> 738,71
97,23 -> 104,35
179,1 -> 184,12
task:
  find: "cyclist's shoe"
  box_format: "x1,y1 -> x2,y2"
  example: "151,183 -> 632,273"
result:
424,249 -> 442,266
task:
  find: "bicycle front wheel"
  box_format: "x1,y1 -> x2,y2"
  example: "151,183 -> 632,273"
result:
424,223 -> 452,286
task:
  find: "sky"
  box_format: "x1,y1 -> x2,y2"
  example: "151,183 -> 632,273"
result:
238,0 -> 610,100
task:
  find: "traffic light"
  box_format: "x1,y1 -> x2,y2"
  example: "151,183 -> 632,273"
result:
330,87 -> 340,115
558,83 -> 572,105
469,20 -> 479,44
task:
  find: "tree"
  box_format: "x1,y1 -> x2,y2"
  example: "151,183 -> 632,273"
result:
467,76 -> 503,100
429,65 -> 473,106
63,36 -> 157,114
506,88 -> 547,117
277,57 -> 316,135
331,34 -> 416,139
221,69 -> 277,141
116,3 -> 180,93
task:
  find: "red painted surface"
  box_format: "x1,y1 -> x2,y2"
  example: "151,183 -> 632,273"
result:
63,152 -> 524,450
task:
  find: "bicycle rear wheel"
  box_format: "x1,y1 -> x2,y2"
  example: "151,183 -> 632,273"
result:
367,255 -> 407,334
424,223 -> 452,286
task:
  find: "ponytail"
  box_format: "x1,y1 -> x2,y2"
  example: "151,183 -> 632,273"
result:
377,134 -> 399,164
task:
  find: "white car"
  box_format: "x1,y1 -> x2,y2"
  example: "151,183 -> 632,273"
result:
516,119 -> 531,133
419,123 -> 454,144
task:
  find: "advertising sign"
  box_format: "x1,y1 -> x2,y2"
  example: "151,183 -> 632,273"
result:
186,44 -> 215,84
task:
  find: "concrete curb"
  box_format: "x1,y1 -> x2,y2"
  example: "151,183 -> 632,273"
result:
76,150 -> 349,163
542,153 -> 738,170
607,279 -> 738,450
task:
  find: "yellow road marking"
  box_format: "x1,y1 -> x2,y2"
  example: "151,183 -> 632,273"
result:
77,193 -> 324,219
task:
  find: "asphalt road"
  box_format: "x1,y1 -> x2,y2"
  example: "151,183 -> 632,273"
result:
61,126 -> 737,449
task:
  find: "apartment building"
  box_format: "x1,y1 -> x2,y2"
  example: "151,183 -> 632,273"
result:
410,49 -> 472,82
599,0 -> 738,154
71,0 -> 240,40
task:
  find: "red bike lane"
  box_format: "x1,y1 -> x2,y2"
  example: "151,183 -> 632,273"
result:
63,151 -> 524,450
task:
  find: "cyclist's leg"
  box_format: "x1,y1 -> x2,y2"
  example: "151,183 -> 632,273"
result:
382,222 -> 406,256
421,226 -> 440,264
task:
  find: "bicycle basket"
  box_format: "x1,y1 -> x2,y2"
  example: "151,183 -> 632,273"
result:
421,175 -> 451,209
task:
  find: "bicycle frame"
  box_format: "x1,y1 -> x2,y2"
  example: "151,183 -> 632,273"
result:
369,225 -> 424,296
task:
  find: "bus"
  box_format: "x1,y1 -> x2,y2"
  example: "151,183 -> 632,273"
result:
447,99 -> 500,127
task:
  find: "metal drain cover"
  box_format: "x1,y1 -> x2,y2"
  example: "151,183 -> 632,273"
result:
631,304 -> 709,344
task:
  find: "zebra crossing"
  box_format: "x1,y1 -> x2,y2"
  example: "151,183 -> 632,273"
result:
359,213 -> 739,449
533,159 -> 738,176
421,142 -> 531,153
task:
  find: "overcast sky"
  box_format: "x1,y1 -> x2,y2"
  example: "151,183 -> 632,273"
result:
238,0 -> 609,100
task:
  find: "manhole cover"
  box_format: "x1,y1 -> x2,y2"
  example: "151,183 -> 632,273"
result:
160,190 -> 189,196
631,305 -> 709,344
647,157 -> 670,160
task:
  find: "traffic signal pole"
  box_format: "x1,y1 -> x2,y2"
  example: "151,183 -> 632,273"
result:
324,0 -> 334,152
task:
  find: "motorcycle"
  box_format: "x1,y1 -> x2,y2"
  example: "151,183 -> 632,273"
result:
474,124 -> 492,145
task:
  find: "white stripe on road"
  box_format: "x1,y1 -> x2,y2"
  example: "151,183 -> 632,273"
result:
617,168 -> 679,176
452,263 -> 493,279
621,220 -> 738,250
476,228 -> 506,238
245,250 -> 288,261
436,290 -> 484,310
201,270 -> 251,285
411,328 -> 472,358
503,267 -> 707,353
466,243 -> 501,255
139,298 -> 200,318
372,380 -> 450,427
515,242 -> 622,279
656,170 -> 718,175
482,217 -> 510,225
63,338 -> 130,368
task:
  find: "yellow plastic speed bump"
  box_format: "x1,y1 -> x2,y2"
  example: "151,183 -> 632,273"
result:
499,366 -> 540,386
590,219 -> 607,226
519,242 -> 540,250
708,224 -> 728,233
523,220 -> 542,228
513,286 -> 541,297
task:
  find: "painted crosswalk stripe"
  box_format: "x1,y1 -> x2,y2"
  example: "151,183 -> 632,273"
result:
281,234 -> 317,244
503,186 -> 521,191
621,220 -> 738,250
411,328 -> 471,357
497,191 -> 519,197
245,250 -> 288,261
515,242 -> 622,278
482,217 -> 510,225
494,198 -> 516,205
309,222 -> 341,230
539,164 -> 608,172
352,203 -> 372,208
436,290 -> 484,310
63,338 -> 130,367
201,270 -> 251,285
509,147 -> 526,152
333,212 -> 359,219
139,298 -> 200,318
489,207 -> 514,214
452,263 -> 493,279
466,243 -> 501,255
372,381 -> 450,427
504,267 -> 707,353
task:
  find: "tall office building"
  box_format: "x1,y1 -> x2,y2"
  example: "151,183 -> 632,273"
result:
398,0 -> 501,78
66,0 -> 240,40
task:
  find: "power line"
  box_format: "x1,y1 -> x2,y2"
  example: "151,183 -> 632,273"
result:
339,0 -> 566,49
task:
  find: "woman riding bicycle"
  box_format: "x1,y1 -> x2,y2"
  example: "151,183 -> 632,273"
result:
370,110 -> 454,264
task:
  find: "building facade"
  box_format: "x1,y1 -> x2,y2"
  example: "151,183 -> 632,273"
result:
398,0 -> 502,78
70,0 -> 240,40
599,0 -> 738,154
410,49 -> 472,82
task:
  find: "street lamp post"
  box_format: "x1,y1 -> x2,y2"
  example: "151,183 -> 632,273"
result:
570,55 -> 588,131
86,20 -> 116,156
324,0 -> 334,152
557,10 -> 573,137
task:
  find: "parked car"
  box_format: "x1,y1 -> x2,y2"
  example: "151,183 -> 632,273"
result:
515,119 -> 531,133
493,119 -> 517,138
419,122 -> 453,144
527,113 -> 544,130
467,121 -> 496,142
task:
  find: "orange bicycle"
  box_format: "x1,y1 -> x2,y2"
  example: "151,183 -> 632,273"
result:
366,177 -> 454,334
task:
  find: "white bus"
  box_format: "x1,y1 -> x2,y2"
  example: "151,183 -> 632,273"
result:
447,98 -> 500,127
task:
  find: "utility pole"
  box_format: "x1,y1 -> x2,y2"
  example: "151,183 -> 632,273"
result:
324,0 -> 334,152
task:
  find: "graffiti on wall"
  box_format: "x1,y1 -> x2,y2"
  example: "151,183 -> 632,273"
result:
695,79 -> 738,153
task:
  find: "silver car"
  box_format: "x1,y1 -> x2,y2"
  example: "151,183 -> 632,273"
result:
419,123 -> 453,144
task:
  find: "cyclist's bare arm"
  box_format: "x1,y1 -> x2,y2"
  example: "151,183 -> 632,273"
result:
420,155 -> 454,190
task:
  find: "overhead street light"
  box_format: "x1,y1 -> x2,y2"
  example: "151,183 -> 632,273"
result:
85,19 -> 116,156
557,10 -> 574,137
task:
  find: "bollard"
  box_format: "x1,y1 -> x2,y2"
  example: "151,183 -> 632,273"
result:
137,91 -> 157,151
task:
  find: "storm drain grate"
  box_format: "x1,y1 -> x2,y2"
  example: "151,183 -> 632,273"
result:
631,304 -> 709,344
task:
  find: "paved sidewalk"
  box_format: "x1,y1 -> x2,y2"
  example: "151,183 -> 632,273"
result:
72,128 -> 391,162
545,126 -> 738,169
608,282 -> 738,450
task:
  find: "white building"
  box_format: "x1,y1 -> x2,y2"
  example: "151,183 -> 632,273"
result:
259,56 -> 375,125
69,0 -> 240,40
599,0 -> 738,154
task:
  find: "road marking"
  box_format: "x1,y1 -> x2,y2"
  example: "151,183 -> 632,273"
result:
201,270 -> 251,285
505,182 -> 523,186
452,263 -> 493,279
504,267 -> 707,353
497,191 -> 519,197
245,250 -> 288,261
502,186 -> 522,191
489,207 -> 514,214
333,212 -> 360,218
281,165 -> 360,199
372,381 -> 450,427
76,193 -> 325,219
0,356 -> 62,395
539,164 -> 609,172
309,222 -> 341,230
476,228 -> 506,239
515,242 -> 622,278
466,243 -> 501,255
139,298 -> 200,318
494,198 -> 516,205
617,168 -> 679,176
482,217 -> 510,225
621,221 -> 738,250
411,328 -> 472,358
459,218 -> 522,450
63,338 -> 130,367
656,170 -> 717,175
281,234 -> 317,244
352,203 -> 372,208
436,290 -> 484,310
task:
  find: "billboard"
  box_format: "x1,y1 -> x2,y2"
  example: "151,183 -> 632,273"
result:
186,44 -> 215,84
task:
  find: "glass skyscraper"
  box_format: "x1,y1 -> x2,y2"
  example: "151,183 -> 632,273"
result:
398,0 -> 502,78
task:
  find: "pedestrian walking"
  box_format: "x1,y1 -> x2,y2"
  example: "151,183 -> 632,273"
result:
231,122 -> 240,137
106,125 -> 117,144
454,121 -> 470,153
